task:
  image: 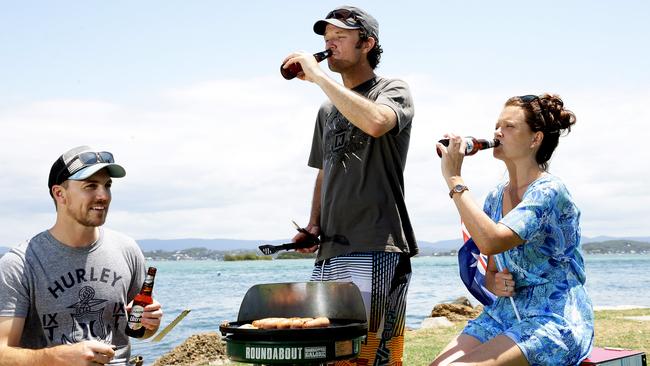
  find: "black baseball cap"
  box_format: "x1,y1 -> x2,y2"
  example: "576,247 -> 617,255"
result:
313,6 -> 379,42
48,146 -> 126,196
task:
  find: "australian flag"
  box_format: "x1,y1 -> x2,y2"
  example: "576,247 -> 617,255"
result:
458,223 -> 497,306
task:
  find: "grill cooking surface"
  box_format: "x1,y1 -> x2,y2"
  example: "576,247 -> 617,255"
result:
220,319 -> 367,341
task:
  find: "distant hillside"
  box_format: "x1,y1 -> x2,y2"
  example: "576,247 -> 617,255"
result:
582,240 -> 650,254
416,239 -> 461,255
135,236 -> 650,255
3,237 -> 646,261
136,238 -> 286,252
581,236 -> 650,244
137,238 -> 458,255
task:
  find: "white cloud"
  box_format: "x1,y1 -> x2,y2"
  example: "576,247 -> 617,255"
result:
1,76 -> 648,246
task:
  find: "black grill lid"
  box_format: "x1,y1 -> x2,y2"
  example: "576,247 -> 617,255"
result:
235,282 -> 367,323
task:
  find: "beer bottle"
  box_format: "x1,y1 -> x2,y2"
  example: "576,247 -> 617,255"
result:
436,137 -> 500,157
125,267 -> 157,338
281,49 -> 333,80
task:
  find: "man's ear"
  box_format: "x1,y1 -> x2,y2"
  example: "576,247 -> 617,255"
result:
52,185 -> 66,204
363,36 -> 376,53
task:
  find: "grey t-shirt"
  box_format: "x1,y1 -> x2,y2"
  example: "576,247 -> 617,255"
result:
0,228 -> 146,365
308,76 -> 418,261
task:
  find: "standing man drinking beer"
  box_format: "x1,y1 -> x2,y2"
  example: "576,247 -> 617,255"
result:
282,6 -> 417,365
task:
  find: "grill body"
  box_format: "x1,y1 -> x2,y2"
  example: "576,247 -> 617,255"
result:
220,282 -> 368,365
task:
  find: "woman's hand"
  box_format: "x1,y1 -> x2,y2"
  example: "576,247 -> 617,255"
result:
437,133 -> 465,184
494,268 -> 516,297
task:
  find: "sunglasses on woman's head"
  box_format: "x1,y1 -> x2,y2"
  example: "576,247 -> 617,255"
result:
519,95 -> 540,103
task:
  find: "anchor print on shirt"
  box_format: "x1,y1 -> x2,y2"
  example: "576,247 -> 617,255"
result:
61,286 -> 112,344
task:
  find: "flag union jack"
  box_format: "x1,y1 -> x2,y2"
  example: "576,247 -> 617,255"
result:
458,223 -> 497,306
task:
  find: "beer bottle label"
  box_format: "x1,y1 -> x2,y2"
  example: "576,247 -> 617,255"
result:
127,305 -> 145,330
465,140 -> 475,155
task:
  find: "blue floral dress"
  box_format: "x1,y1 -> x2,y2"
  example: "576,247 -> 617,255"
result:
462,174 -> 594,366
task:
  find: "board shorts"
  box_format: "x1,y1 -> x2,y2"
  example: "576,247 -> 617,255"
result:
311,252 -> 412,366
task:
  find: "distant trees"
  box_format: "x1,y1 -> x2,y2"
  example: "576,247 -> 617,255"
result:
224,253 -> 272,261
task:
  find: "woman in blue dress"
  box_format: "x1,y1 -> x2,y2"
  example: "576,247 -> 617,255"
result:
431,94 -> 594,366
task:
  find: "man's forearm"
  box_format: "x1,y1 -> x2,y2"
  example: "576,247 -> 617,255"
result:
0,346 -> 58,366
314,74 -> 396,137
1,340 -> 115,366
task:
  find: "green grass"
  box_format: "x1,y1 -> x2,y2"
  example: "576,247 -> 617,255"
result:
403,308 -> 650,365
592,308 -> 650,354
403,322 -> 466,365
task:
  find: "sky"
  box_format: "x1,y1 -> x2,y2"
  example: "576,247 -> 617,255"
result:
1,1 -> 649,247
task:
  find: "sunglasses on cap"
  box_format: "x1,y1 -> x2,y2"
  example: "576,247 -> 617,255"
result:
326,9 -> 363,28
66,151 -> 115,173
326,9 -> 358,21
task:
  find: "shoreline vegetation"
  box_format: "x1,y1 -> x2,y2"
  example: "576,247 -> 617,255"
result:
150,306 -> 650,366
142,240 -> 650,261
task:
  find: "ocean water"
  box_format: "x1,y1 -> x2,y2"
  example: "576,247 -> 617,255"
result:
131,254 -> 650,365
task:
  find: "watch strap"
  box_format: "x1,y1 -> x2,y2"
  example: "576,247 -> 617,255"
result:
449,184 -> 469,198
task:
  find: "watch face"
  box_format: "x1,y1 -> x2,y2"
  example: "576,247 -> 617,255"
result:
449,184 -> 468,198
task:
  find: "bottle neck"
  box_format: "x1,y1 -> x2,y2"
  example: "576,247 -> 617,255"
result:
140,284 -> 153,296
139,274 -> 155,295
314,49 -> 332,62
476,138 -> 499,149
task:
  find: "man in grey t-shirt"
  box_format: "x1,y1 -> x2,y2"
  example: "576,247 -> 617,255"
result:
282,6 -> 416,365
0,146 -> 163,366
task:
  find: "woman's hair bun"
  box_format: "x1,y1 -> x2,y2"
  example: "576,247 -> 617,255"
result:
538,93 -> 576,135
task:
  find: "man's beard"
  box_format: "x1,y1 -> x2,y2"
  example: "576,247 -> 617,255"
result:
70,206 -> 109,227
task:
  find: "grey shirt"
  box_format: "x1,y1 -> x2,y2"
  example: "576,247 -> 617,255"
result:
308,76 -> 418,261
0,228 -> 145,365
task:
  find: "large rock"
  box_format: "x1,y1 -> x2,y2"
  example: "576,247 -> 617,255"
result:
450,296 -> 472,307
430,297 -> 482,322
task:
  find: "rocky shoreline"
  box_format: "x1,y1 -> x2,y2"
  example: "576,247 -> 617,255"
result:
152,333 -> 228,366
151,297 -> 481,365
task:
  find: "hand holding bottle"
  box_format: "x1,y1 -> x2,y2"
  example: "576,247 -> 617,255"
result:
436,136 -> 500,157
125,267 -> 163,338
126,299 -> 163,335
281,49 -> 332,81
437,134 -> 466,180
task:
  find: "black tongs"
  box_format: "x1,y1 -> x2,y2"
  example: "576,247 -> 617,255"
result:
258,221 -> 320,255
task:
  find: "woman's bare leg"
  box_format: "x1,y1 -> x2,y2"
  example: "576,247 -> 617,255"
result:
449,335 -> 528,366
430,334 -> 482,366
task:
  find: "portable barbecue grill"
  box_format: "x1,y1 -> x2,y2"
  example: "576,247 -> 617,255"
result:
220,282 -> 368,365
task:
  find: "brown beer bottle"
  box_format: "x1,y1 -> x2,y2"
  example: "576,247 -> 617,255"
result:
436,137 -> 500,157
280,49 -> 333,80
125,267 -> 157,338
